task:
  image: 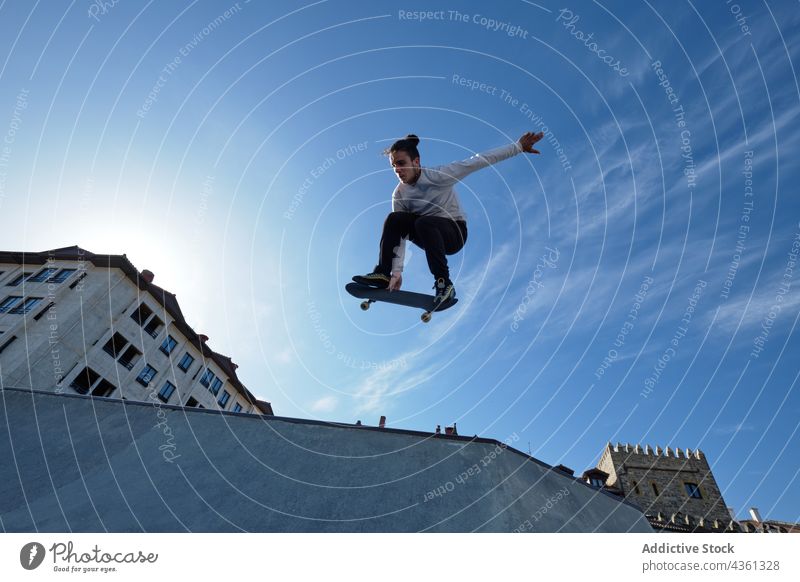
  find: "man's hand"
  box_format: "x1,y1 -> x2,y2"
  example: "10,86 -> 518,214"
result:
389,272 -> 402,291
518,131 -> 544,154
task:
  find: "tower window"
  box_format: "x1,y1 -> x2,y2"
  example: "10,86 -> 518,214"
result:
651,483 -> 660,496
684,482 -> 703,499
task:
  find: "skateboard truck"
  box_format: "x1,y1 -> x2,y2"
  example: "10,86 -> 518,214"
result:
362,298 -> 434,322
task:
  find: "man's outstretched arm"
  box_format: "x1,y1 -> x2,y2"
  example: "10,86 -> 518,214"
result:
428,131 -> 544,185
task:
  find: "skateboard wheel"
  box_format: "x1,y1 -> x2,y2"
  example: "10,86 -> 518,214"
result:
421,312 -> 432,323
360,301 -> 370,311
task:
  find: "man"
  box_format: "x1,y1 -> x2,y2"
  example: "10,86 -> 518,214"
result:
353,131 -> 544,306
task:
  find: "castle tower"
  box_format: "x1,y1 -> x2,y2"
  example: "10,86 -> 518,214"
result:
596,443 -> 731,531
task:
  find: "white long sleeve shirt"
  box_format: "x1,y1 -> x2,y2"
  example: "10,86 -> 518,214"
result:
390,141 -> 523,272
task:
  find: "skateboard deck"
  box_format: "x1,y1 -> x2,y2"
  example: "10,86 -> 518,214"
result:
345,282 -> 457,322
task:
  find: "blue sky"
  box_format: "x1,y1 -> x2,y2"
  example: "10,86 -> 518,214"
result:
0,0 -> 798,522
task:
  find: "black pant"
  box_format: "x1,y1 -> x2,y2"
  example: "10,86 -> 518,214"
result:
376,212 -> 468,282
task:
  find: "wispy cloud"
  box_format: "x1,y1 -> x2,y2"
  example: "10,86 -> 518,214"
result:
714,289 -> 800,334
347,355 -> 443,415
712,421 -> 756,436
310,395 -> 339,414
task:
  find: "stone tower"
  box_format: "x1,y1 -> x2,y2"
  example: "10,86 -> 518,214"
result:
596,443 -> 732,530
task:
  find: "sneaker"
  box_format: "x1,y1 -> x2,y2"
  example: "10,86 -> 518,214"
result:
352,271 -> 390,289
433,278 -> 455,306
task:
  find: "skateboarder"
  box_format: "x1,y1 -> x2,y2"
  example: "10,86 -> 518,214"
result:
353,131 -> 544,306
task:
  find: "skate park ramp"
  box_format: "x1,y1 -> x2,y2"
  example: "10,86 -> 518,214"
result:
0,388 -> 652,532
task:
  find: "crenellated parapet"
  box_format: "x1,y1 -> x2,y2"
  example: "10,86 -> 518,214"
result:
609,441 -> 705,461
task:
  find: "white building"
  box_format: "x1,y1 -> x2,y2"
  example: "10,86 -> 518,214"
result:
0,246 -> 272,415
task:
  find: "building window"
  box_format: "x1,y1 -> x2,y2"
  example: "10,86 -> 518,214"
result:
47,269 -> 77,284
143,315 -> 163,338
232,403 -> 242,413
159,335 -> 178,355
632,480 -> 641,495
177,352 -> 194,372
218,390 -> 230,408
0,296 -> 22,313
136,364 -> 158,387
118,345 -> 142,370
684,482 -> 703,499
199,368 -> 215,388
91,379 -> 116,398
70,367 -> 101,394
27,267 -> 58,283
651,483 -> 660,497
103,332 -> 129,359
9,297 -> 43,314
131,302 -> 154,326
590,477 -> 605,488
210,377 -> 223,395
7,272 -> 32,286
158,381 -> 176,403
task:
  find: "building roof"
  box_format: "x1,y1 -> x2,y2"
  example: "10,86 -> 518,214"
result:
0,245 -> 272,414
582,467 -> 609,480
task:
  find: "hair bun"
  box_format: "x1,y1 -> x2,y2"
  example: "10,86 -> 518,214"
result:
405,134 -> 420,147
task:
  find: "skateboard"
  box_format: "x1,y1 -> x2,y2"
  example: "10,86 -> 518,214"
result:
345,282 -> 458,323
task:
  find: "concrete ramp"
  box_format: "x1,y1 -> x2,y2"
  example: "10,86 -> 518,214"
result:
0,388 -> 651,532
